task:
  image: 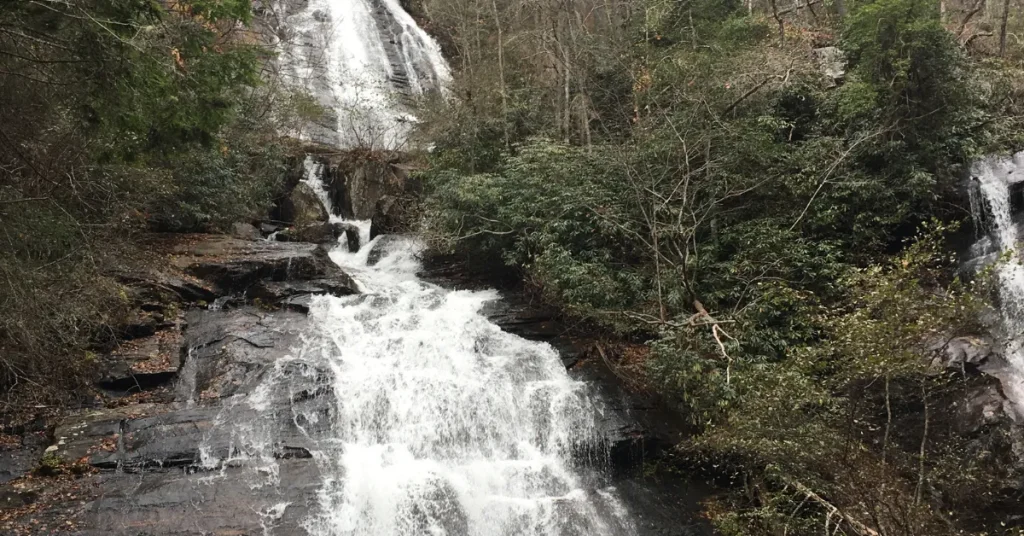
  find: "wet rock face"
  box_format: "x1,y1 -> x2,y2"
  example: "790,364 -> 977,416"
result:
44,307 -> 333,534
276,221 -> 347,244
370,194 -> 401,240
327,158 -> 399,220
273,182 -> 330,226
181,237 -> 347,295
96,327 -> 182,392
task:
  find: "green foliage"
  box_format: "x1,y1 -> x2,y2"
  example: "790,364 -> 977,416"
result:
0,0 -> 303,395
420,0 -> 1024,532
424,140 -> 649,320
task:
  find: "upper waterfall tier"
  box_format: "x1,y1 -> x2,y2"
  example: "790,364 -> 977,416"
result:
271,0 -> 451,148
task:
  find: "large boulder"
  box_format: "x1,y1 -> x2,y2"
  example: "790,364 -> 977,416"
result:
179,238 -> 346,295
230,222 -> 262,240
369,195 -> 401,240
272,183 -> 329,227
932,336 -> 998,372
341,223 -> 360,252
954,383 -> 1010,436
277,222 -> 344,244
813,46 -> 846,87
325,158 -> 402,220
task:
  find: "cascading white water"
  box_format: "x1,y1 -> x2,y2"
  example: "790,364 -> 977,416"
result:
200,168 -> 638,534
272,0 -> 450,147
299,237 -> 635,535
235,3 -> 637,529
970,151 -> 1024,421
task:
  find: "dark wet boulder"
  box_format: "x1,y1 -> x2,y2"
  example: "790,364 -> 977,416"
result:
181,237 -> 348,295
231,222 -> 262,240
276,221 -> 345,244
327,159 -> 397,220
341,222 -> 361,252
369,195 -> 401,240
272,183 -> 329,227
366,234 -> 401,266
249,277 -> 358,307
933,336 -> 997,372
954,383 -> 1010,436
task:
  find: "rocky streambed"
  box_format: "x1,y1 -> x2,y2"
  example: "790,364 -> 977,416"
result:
0,230 -> 711,535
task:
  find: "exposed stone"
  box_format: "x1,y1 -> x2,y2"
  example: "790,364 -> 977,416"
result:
181,309 -> 288,396
48,307 -> 329,475
0,447 -> 38,485
248,277 -> 359,306
369,194 -> 401,240
276,221 -> 345,244
273,182 -> 329,227
933,336 -> 997,372
813,46 -> 846,86
114,269 -> 218,303
326,158 -> 401,219
231,222 -> 262,240
77,460 -> 318,535
178,237 -> 347,295
0,489 -> 37,510
341,222 -> 361,252
366,234 -> 401,266
96,328 -> 183,393
954,383 -> 1010,435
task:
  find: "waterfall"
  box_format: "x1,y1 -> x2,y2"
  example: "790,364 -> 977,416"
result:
301,156 -> 336,220
238,3 -> 641,530
272,0 -> 451,148
214,162 -> 637,534
969,151 -> 1024,421
304,239 -> 635,535
198,230 -> 638,534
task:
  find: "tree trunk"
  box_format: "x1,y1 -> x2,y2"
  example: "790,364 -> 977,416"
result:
835,0 -> 846,18
1000,0 -> 1011,56
882,374 -> 892,463
915,384 -> 929,505
770,0 -> 785,45
490,0 -> 509,146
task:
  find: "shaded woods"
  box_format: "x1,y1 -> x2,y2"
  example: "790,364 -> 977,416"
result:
416,0 -> 1024,533
0,0 -> 315,399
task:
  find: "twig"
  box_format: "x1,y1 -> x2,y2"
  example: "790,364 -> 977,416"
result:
789,128 -> 887,232
786,479 -> 881,536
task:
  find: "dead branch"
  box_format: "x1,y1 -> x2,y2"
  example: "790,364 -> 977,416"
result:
722,65 -> 794,116
776,0 -> 824,17
963,30 -> 994,48
692,299 -> 736,384
787,479 -> 882,536
956,0 -> 986,37
789,128 -> 888,232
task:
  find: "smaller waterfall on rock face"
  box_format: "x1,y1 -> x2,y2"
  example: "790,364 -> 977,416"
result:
969,151 -> 1024,421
